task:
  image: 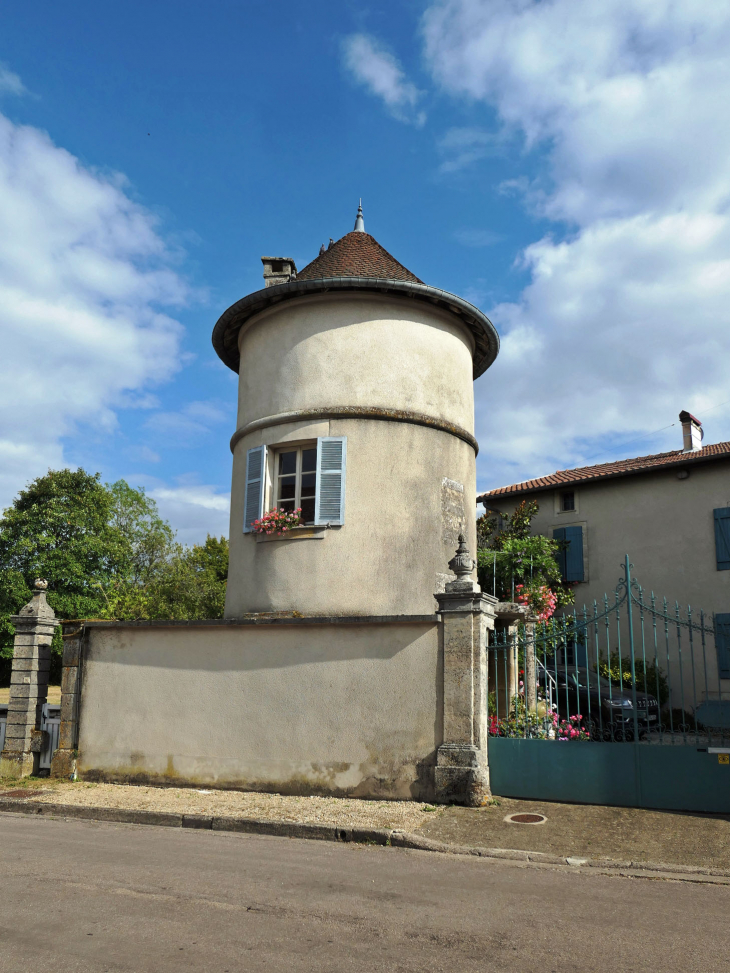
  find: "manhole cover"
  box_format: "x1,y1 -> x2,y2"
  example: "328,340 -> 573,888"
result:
505,812 -> 547,825
2,789 -> 45,799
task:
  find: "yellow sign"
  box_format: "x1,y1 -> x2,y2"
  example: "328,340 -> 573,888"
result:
719,754 -> 729,765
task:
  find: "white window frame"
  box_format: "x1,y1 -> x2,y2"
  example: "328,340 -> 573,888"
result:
272,443 -> 318,525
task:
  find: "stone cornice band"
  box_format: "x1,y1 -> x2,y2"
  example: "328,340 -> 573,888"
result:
230,406 -> 479,454
212,276 -> 499,379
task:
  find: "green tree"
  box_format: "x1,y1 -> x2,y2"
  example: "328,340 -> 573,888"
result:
107,479 -> 175,585
0,469 -> 226,685
0,469 -> 123,624
476,499 -> 574,614
109,535 -> 229,621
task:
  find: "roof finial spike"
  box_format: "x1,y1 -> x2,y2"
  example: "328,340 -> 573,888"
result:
353,200 -> 365,233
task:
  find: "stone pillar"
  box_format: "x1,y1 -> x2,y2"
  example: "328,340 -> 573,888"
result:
506,620 -> 519,710
50,622 -> 84,778
524,616 -> 538,714
0,581 -> 59,777
493,604 -> 523,714
434,535 -> 496,806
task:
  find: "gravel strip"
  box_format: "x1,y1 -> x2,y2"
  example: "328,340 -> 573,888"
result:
23,782 -> 430,830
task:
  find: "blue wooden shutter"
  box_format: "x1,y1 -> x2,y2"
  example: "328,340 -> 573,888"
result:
715,614 -> 730,679
714,508 -> 730,570
315,437 -> 346,525
553,527 -> 567,578
243,445 -> 266,533
564,525 -> 584,581
553,526 -> 584,581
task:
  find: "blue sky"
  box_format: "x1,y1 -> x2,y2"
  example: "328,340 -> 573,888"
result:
1,1 -> 729,542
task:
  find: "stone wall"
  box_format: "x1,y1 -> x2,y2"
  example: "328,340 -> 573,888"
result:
70,616 -> 442,799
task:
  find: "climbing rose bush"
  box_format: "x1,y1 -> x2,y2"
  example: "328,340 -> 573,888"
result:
253,507 -> 302,535
515,582 -> 558,621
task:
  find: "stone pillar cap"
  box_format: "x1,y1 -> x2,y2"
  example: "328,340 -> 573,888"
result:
12,581 -> 58,623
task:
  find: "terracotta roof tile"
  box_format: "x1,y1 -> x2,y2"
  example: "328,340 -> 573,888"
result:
296,231 -> 422,283
479,441 -> 730,501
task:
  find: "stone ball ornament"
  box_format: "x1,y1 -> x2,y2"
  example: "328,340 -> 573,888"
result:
33,579 -> 48,590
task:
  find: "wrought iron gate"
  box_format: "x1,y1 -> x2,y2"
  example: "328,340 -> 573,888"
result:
487,557 -> 730,812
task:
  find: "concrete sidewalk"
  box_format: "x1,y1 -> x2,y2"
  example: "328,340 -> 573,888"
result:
420,797 -> 730,872
1,777 -> 728,875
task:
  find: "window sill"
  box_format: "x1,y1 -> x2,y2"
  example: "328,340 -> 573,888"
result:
254,526 -> 327,543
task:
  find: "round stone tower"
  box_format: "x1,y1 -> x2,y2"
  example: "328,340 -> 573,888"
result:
212,206 -> 499,617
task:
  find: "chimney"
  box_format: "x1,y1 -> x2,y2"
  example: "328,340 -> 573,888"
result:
679,410 -> 703,452
261,256 -> 297,288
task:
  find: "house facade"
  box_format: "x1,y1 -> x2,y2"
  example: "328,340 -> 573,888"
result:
478,412 -> 730,687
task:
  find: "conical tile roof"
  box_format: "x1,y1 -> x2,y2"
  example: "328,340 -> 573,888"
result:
296,231 -> 422,283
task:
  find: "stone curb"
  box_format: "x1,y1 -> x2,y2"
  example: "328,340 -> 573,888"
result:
0,800 -> 394,846
387,830 -> 730,882
1,799 -> 728,884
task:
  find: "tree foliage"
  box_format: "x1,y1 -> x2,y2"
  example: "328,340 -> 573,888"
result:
105,535 -> 229,621
476,499 -> 575,612
0,468 -> 228,684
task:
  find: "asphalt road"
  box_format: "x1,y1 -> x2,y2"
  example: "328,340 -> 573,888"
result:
1,814 -> 729,973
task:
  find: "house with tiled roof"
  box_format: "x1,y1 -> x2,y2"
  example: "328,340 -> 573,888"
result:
479,412 -> 730,683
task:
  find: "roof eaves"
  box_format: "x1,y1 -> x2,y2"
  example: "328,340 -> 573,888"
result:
213,276 -> 500,378
477,444 -> 730,503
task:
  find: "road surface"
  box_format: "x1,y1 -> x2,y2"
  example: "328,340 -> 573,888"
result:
1,813 -> 728,972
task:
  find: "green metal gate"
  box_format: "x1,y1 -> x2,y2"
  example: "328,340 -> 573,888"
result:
487,557 -> 730,813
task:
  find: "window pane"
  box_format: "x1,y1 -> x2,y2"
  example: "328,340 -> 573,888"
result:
300,497 -> 315,524
302,448 -> 317,473
278,476 -> 296,501
301,472 -> 316,494
279,499 -> 296,513
278,451 -> 297,476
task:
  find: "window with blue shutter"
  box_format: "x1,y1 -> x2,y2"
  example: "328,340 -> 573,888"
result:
714,508 -> 730,570
553,525 -> 584,582
715,614 -> 730,679
243,445 -> 266,533
315,437 -> 346,525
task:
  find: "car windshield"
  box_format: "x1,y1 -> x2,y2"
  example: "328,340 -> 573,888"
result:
554,669 -> 618,692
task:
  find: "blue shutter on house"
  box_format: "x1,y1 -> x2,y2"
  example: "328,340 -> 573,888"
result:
553,526 -> 584,581
715,614 -> 730,679
564,525 -> 584,581
714,508 -> 730,571
315,437 -> 346,525
243,445 -> 266,533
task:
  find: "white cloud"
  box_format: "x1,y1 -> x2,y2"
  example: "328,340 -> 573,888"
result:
422,0 -> 730,487
342,34 -> 425,126
438,127 -> 503,172
150,482 -> 230,545
0,63 -> 26,96
124,445 -> 160,464
454,228 -> 503,248
0,104 -> 188,511
144,399 -> 231,441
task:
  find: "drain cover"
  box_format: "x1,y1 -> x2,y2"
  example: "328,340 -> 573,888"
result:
505,812 -> 547,825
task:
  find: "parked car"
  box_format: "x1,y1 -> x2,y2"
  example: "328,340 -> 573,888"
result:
540,666 -> 660,739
